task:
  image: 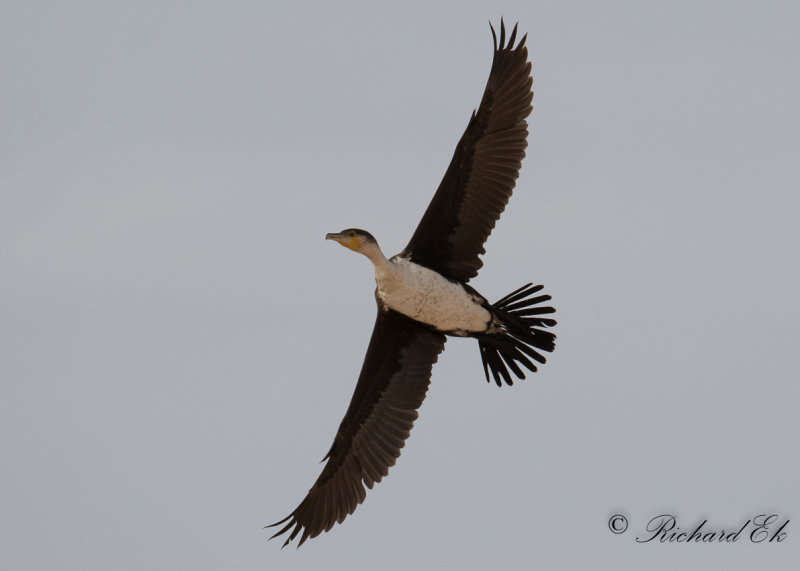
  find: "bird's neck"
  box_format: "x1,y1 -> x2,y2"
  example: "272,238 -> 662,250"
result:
360,242 -> 389,270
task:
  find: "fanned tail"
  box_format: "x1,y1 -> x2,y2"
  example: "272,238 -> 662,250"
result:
477,283 -> 556,386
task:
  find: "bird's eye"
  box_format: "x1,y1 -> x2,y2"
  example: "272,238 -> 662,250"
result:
348,231 -> 357,238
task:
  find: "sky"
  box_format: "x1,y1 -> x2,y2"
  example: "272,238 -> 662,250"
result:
2,1 -> 798,569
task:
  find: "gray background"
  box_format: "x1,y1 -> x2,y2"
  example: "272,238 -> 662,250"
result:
2,1 -> 798,569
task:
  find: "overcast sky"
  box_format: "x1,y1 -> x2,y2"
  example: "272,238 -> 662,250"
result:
2,1 -> 798,569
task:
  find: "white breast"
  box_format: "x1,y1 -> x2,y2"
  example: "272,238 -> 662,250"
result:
374,257 -> 491,334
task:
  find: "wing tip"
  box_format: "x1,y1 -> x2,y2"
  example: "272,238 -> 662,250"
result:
266,514 -> 299,548
267,510 -> 317,549
490,18 -> 526,52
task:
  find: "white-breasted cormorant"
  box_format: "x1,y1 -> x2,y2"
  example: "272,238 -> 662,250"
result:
269,20 -> 556,547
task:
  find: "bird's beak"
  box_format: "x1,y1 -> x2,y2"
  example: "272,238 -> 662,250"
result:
325,232 -> 359,251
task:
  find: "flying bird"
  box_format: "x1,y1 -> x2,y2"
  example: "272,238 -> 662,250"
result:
269,20 -> 556,547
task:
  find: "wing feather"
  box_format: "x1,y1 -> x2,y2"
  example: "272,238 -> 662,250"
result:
268,309 -> 446,547
402,20 -> 533,282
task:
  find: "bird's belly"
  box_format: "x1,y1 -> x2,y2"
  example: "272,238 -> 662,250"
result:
376,261 -> 491,334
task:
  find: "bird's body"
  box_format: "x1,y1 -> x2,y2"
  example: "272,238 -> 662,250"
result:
376,253 -> 493,335
270,20 -> 557,548
380,256 -> 493,335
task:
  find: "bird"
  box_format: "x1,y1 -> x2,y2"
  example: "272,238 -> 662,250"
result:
268,20 -> 556,548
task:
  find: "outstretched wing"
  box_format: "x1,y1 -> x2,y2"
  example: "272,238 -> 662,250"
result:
268,309 -> 446,547
401,21 -> 533,282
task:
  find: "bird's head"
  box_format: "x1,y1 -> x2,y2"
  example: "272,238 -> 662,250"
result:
325,228 -> 382,260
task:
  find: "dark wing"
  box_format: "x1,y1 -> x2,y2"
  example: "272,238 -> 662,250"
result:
268,309 -> 446,547
401,21 -> 533,282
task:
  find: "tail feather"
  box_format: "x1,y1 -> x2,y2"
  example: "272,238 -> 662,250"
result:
477,283 -> 556,387
493,283 -> 543,306
504,294 -> 551,312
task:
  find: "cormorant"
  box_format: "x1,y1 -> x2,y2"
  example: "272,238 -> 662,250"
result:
269,20 -> 556,547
